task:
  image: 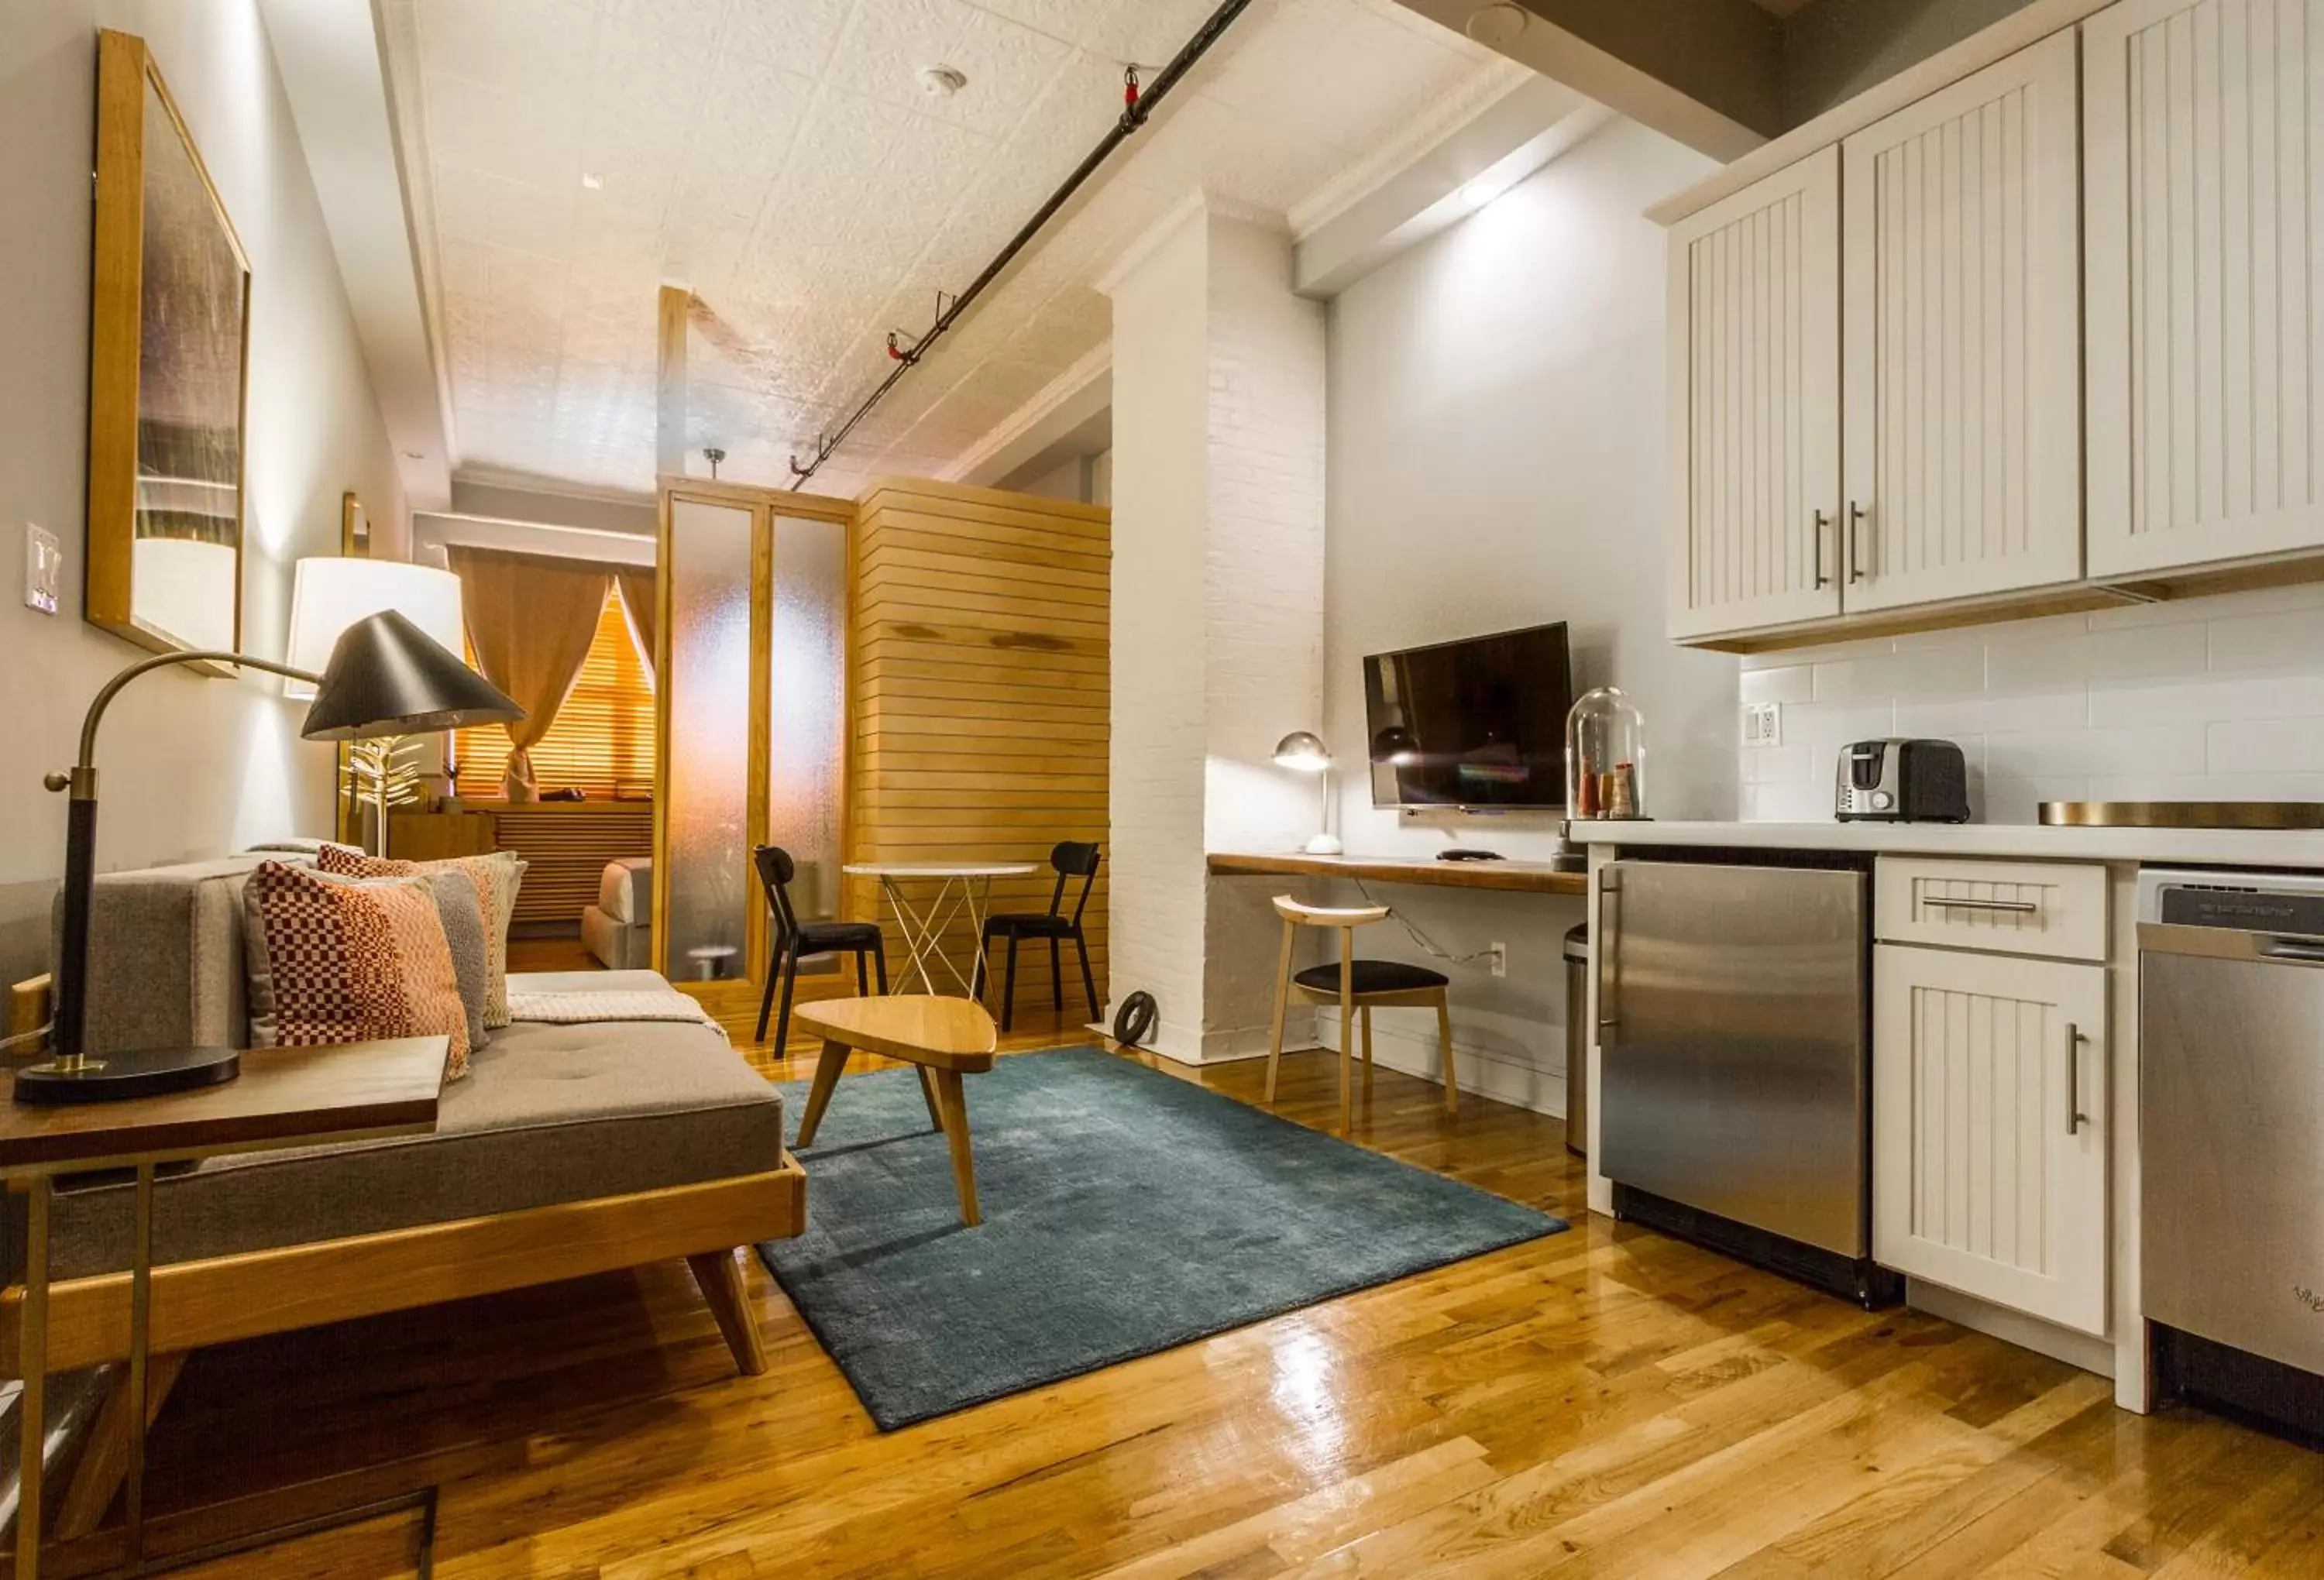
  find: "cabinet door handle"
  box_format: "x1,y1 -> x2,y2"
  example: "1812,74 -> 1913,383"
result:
2065,1023 -> 2089,1135
1921,895 -> 2040,914
1848,501 -> 1868,582
1813,509 -> 1831,588
1596,874 -> 1620,1039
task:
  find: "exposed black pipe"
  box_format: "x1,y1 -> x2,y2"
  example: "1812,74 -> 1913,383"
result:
789,0 -> 1253,488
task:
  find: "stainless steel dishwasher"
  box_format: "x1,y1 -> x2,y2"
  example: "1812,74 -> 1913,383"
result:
2140,869 -> 2324,1434
1597,856 -> 1896,1307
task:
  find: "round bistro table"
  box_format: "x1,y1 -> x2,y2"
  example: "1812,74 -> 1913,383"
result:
841,861 -> 1039,997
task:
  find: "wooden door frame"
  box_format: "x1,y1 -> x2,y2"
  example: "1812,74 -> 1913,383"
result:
653,479 -> 855,1022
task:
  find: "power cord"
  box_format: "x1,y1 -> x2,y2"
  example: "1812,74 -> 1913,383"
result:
1354,880 -> 1500,965
1,1021 -> 53,1055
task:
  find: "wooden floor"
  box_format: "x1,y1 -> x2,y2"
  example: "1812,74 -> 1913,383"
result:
60,942 -> 2324,1578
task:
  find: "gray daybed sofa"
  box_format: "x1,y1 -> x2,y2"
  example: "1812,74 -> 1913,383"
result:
4,853 -> 803,1537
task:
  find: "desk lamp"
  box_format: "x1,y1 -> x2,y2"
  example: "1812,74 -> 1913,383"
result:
1272,731 -> 1343,855
19,610 -> 523,1103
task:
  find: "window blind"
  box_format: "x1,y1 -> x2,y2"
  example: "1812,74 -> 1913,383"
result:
458,585 -> 655,801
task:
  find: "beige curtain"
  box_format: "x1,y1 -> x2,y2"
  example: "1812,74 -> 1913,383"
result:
615,567 -> 658,686
448,545 -> 614,802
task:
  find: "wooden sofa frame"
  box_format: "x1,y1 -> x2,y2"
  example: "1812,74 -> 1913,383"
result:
4,973 -> 805,1537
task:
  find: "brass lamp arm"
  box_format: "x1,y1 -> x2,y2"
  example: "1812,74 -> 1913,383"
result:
47,650 -> 321,786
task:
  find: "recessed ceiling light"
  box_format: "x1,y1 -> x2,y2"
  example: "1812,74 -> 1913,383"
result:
1460,177 -> 1501,208
580,171 -> 604,190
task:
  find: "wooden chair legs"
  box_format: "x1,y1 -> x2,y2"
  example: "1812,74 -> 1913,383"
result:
1435,991 -> 1459,1115
1076,934 -> 1100,1021
1264,919 -> 1294,1103
1336,929 -> 1356,1135
685,1248 -> 769,1376
1263,914 -> 1460,1129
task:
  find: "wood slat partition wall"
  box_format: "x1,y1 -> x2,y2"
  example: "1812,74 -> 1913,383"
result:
849,479 -> 1111,1005
486,804 -> 654,926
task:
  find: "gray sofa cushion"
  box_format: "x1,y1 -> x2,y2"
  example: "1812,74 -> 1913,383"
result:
53,854 -> 311,1054
2,1008 -> 785,1281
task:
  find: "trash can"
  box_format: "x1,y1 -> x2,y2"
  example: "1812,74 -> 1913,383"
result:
1563,922 -> 1590,1159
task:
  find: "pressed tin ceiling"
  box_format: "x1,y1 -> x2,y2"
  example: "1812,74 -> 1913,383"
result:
391,0 -> 1511,498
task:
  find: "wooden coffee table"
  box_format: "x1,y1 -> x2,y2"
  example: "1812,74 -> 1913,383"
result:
792,996 -> 999,1227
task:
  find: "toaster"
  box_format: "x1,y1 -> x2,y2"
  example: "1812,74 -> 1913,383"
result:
1835,738 -> 1970,823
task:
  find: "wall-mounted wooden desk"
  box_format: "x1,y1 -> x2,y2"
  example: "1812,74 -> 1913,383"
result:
1205,851 -> 1587,896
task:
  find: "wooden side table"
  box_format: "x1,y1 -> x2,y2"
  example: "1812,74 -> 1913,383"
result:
791,998 -> 997,1226
0,1036 -> 449,1579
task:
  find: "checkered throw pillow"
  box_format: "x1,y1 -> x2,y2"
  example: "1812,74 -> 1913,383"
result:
319,847 -> 526,1028
244,860 -> 472,1078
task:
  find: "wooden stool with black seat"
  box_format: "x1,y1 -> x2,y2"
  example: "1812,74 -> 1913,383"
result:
971,840 -> 1102,1032
755,844 -> 887,1056
1263,895 -> 1459,1135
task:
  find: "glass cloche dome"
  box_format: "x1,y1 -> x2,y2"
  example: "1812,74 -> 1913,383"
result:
1566,686 -> 1648,819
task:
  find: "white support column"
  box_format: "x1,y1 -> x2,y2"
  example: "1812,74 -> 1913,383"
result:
1105,198 -> 1329,1064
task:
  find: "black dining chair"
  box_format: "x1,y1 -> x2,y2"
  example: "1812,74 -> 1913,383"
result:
971,841 -> 1101,1032
754,845 -> 887,1056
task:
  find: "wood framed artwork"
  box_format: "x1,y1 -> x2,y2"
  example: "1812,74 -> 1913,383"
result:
85,29 -> 252,667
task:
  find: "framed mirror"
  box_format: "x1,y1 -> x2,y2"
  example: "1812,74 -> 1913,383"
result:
85,29 -> 251,666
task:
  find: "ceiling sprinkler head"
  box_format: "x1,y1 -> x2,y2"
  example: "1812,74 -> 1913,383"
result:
918,64 -> 968,98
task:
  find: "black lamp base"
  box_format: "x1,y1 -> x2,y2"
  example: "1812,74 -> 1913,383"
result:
12,1046 -> 242,1104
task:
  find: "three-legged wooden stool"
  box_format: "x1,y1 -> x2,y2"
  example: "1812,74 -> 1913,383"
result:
792,995 -> 999,1226
1263,896 -> 1459,1135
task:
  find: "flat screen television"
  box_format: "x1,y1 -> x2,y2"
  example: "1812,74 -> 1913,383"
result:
1362,621 -> 1573,809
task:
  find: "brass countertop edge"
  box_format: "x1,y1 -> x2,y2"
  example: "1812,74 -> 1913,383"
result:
2038,801 -> 2324,831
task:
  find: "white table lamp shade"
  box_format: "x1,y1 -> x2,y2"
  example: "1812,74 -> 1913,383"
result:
284,558 -> 466,700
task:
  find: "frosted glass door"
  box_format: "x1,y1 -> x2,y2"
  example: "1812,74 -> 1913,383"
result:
661,497 -> 757,982
767,514 -> 847,923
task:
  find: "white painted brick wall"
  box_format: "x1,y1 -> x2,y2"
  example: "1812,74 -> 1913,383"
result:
1738,580 -> 2324,822
1105,205 -> 1329,1062
1108,210 -> 1215,1060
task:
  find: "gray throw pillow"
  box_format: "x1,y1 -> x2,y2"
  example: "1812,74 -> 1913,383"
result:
427,867 -> 492,1053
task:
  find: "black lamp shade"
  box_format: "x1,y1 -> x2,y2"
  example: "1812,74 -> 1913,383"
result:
298,609 -> 525,741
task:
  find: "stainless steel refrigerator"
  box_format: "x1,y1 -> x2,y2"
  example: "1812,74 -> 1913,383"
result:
1597,857 -> 1893,1305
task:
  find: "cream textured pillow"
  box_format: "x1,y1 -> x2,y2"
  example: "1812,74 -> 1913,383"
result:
318,847 -> 526,1026
241,861 -> 472,1078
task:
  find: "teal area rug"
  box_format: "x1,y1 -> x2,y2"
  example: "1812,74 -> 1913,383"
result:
757,1046 -> 1565,1431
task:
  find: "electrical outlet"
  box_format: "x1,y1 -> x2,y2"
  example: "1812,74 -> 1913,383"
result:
24,523 -> 60,614
1488,941 -> 1507,978
1742,701 -> 1783,747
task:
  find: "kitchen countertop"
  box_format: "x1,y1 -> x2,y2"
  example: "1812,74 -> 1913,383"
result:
1564,819 -> 2324,868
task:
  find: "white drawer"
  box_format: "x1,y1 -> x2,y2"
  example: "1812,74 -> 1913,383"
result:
1875,857 -> 2107,961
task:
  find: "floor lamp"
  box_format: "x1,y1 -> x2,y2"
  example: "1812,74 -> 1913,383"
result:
285,557 -> 468,857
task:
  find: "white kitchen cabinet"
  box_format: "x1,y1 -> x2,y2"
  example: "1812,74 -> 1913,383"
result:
2085,0 -> 2324,577
1664,146 -> 1843,641
1873,944 -> 2109,1334
1841,32 -> 2085,610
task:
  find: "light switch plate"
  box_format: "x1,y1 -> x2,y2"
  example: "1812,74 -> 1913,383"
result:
1742,701 -> 1783,747
24,523 -> 60,614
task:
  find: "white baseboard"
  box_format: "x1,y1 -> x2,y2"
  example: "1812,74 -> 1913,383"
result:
1906,1279 -> 2116,1379
1316,1006 -> 1569,1119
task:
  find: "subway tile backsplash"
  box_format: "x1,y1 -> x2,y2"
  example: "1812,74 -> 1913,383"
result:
1737,582 -> 2324,823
